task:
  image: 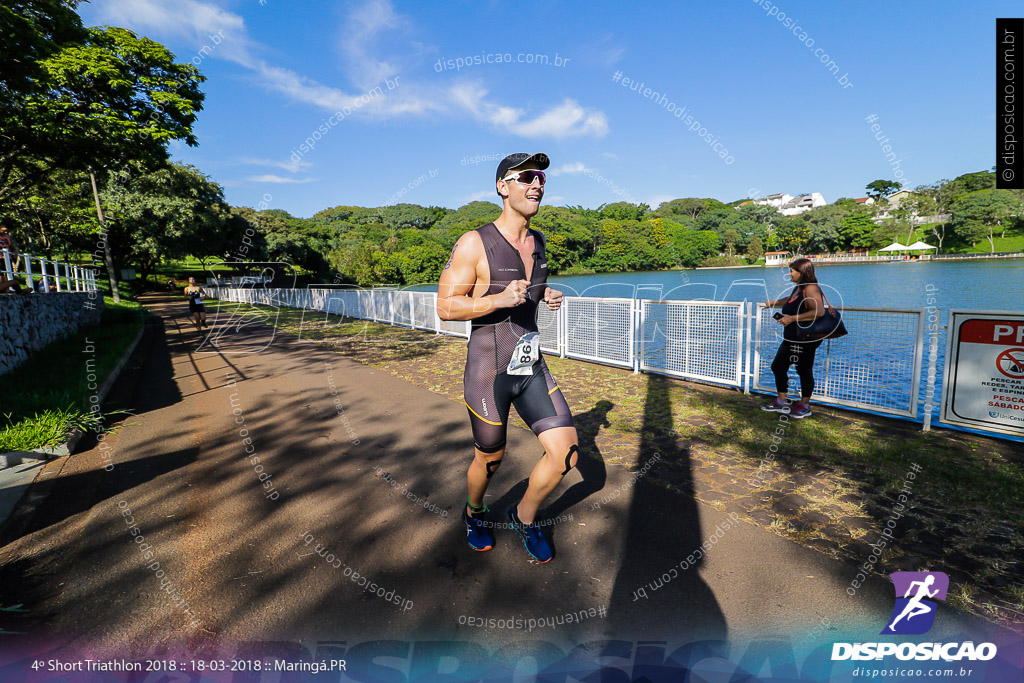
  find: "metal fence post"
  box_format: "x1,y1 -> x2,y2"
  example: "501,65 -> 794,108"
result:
922,311 -> 941,432
743,301 -> 752,394
432,293 -> 442,334
559,299 -> 567,358
40,259 -> 51,293
2,248 -> 12,280
632,298 -> 640,375
23,254 -> 35,291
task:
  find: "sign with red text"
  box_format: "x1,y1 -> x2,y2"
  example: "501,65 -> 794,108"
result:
940,312 -> 1024,436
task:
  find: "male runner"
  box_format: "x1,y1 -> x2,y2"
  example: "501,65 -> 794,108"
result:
437,152 -> 578,563
184,276 -> 208,331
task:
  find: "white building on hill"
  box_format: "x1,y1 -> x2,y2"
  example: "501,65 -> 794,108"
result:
744,192 -> 827,216
779,192 -> 827,216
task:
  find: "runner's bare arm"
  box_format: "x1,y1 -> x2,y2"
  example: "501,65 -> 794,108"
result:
437,232 -> 526,321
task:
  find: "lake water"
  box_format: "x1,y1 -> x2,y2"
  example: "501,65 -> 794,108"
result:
547,259 -> 1024,312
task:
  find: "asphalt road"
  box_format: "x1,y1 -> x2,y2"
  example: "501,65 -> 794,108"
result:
0,293 -> 1012,665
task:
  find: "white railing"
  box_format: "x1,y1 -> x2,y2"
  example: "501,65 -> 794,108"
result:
2,248 -> 99,292
205,285 -> 1016,441
640,300 -> 745,387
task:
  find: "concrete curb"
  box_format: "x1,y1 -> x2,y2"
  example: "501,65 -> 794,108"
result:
0,321 -> 145,468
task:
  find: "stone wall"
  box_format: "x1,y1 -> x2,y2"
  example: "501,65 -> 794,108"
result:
0,292 -> 105,375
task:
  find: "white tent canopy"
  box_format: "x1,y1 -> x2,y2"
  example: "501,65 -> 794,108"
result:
878,242 -> 909,252
905,241 -> 937,250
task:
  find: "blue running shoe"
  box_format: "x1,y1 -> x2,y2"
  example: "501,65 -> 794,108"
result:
505,505 -> 552,563
462,505 -> 494,551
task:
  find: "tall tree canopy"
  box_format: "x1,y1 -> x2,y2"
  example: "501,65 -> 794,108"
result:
2,2 -> 205,203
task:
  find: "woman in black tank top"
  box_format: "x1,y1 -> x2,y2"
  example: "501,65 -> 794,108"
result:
762,258 -> 826,419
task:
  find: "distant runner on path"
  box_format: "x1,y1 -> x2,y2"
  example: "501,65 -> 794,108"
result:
184,276 -> 208,331
437,152 -> 578,564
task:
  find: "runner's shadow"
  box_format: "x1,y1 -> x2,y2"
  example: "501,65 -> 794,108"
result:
604,371 -> 728,641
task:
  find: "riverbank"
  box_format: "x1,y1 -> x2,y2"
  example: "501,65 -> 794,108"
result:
212,300 -> 1024,633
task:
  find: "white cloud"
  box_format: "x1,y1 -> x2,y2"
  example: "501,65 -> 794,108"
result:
89,0 -> 256,67
509,100 -> 608,138
85,0 -> 609,140
341,0 -> 419,91
244,175 -> 316,184
463,190 -> 501,204
647,194 -> 677,207
602,152 -> 619,159
549,162 -> 592,176
239,157 -> 312,173
452,85 -> 608,138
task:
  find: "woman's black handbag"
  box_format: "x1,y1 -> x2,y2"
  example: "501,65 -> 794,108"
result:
795,290 -> 848,341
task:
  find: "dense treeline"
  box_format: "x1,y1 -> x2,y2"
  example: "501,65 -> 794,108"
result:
3,3 -> 1022,292
203,169 -> 1021,286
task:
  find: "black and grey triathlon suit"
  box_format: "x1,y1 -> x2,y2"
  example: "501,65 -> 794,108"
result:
187,287 -> 205,313
463,222 -> 575,453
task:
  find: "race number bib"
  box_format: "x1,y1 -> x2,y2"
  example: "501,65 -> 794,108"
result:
507,332 -> 540,375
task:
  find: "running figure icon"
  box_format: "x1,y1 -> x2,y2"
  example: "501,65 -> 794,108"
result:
887,574 -> 938,632
881,571 -> 949,635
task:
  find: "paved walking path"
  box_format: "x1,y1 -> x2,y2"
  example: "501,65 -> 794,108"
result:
0,294 -> 1013,662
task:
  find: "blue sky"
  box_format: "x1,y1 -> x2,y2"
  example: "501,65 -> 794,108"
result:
81,0 -> 1013,217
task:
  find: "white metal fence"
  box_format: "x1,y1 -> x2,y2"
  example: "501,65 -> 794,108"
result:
206,285 -> 1011,440
752,305 -> 924,418
2,248 -> 98,292
641,300 -> 745,387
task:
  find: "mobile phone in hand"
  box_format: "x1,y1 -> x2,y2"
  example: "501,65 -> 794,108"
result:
773,312 -> 784,320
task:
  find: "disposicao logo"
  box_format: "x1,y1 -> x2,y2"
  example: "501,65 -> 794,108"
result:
831,571 -> 997,662
881,571 -> 947,635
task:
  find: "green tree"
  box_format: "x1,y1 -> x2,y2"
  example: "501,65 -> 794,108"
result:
669,229 -> 720,267
395,241 -> 448,285
530,206 -> 595,273
838,212 -> 876,250
3,25 -> 204,203
1,5 -> 205,298
776,217 -> 810,254
948,171 -> 995,196
723,228 -> 738,257
801,204 -> 848,253
599,202 -> 650,221
428,201 -> 501,247
866,179 -> 901,200
745,235 -> 764,263
950,189 -> 1018,253
99,162 -> 228,282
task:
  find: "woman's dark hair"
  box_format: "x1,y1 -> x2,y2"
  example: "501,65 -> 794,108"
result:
789,257 -> 817,284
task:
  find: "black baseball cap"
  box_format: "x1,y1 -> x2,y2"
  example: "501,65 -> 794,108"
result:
495,152 -> 550,197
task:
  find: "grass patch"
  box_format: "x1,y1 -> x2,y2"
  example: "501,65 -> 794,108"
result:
0,297 -> 147,451
946,233 -> 1024,254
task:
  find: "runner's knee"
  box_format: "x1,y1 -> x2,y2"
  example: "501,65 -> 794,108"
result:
556,443 -> 579,475
474,449 -> 504,479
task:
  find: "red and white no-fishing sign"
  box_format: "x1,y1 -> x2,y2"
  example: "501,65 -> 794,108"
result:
940,312 -> 1024,436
